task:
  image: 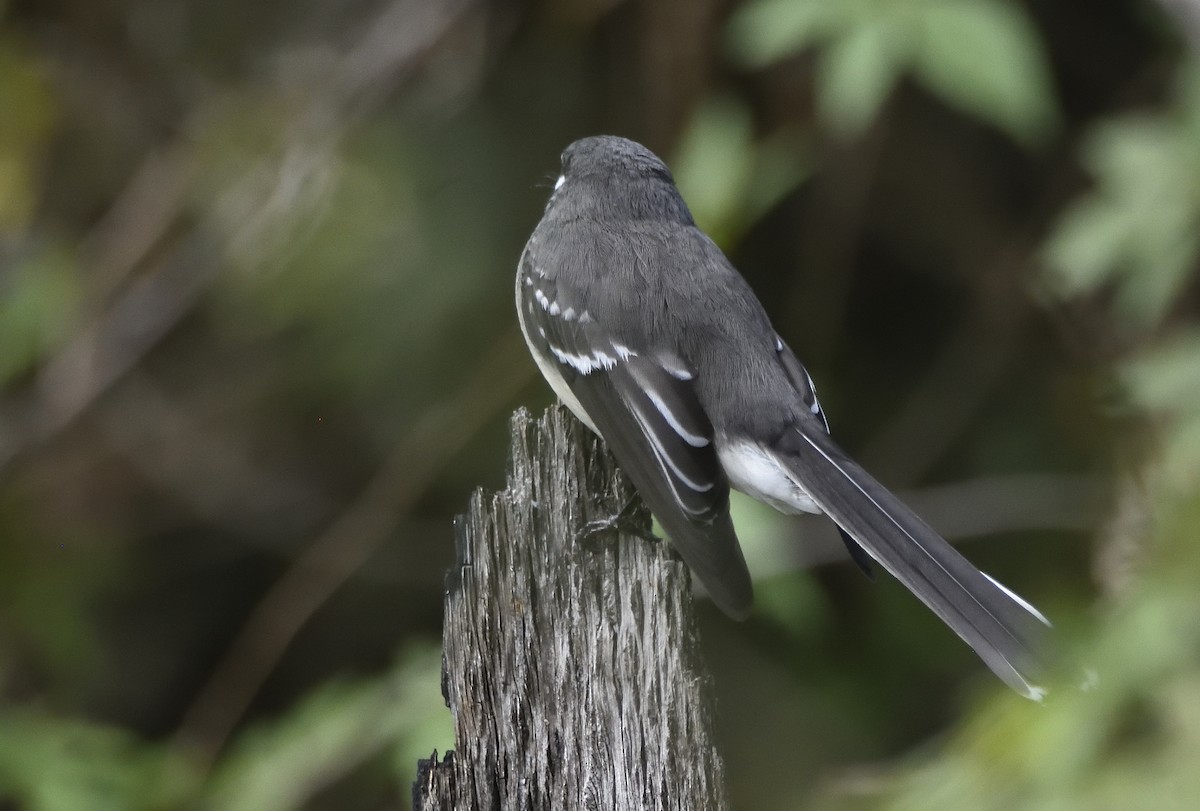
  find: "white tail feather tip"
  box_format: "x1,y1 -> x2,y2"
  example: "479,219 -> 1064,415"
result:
981,571 -> 1052,628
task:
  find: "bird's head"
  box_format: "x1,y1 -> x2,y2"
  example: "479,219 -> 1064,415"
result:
546,135 -> 693,226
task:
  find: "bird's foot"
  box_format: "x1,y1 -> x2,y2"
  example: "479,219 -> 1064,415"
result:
578,496 -> 658,549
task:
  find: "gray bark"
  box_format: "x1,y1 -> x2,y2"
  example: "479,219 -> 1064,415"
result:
414,406 -> 730,811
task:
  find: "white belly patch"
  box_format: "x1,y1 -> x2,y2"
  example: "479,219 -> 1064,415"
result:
716,437 -> 822,515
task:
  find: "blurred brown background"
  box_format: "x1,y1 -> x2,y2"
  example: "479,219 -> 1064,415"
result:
2,0 -> 1199,808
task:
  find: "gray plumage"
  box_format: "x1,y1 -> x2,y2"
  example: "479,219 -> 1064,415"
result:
516,135 -> 1051,699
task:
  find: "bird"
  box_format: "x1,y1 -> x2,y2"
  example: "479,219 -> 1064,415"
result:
515,134 -> 1051,699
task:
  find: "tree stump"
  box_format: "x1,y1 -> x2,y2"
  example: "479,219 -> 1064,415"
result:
413,406 -> 730,810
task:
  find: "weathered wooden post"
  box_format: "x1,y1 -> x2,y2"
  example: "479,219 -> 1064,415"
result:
414,406 -> 730,810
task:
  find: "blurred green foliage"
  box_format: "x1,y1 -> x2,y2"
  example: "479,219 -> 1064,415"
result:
202,644 -> 445,811
0,708 -> 191,810
673,95 -> 811,242
0,247 -> 78,387
1046,62 -> 1200,327
727,0 -> 1057,141
0,0 -> 1197,808
0,34 -> 55,230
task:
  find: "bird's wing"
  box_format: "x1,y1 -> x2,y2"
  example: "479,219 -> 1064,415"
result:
774,336 -> 876,577
518,250 -> 753,618
773,334 -> 830,432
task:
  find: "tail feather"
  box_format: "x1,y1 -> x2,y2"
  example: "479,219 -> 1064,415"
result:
782,424 -> 1051,699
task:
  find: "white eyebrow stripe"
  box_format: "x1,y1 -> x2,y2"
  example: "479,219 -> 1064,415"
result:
554,174 -> 565,190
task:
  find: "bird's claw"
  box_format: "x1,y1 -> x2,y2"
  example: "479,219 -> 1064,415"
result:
577,497 -> 658,549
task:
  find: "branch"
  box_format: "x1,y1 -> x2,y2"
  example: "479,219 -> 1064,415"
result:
416,406 -> 730,810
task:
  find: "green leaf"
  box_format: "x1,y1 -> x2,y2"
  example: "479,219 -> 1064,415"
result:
1121,330 -> 1200,537
1042,197 -> 1132,296
912,0 -> 1057,144
727,491 -> 795,580
1177,60 -> 1200,136
0,38 -> 57,230
818,20 -> 907,137
1046,109 -> 1200,326
746,130 -> 813,222
725,0 -> 839,68
1123,331 -> 1200,415
1162,412 -> 1200,485
0,711 -> 194,811
0,245 -> 80,386
1116,225 -> 1200,326
674,98 -> 810,244
672,96 -> 756,237
204,644 -> 449,811
755,573 -> 830,638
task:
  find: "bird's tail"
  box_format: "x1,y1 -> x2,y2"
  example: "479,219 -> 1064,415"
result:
780,424 -> 1052,699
